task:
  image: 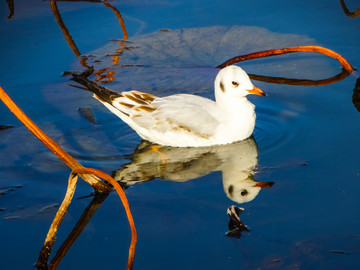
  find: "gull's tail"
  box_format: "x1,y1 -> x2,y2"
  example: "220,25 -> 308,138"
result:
71,67 -> 122,104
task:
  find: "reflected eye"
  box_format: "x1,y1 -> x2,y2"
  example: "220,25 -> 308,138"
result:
240,189 -> 248,196
232,81 -> 239,87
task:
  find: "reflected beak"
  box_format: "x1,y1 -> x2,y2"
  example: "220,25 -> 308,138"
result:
247,86 -> 267,96
254,181 -> 274,189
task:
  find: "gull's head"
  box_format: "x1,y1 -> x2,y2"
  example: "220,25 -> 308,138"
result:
224,177 -> 274,204
214,65 -> 267,99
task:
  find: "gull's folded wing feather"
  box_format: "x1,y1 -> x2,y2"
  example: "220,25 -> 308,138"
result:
130,94 -> 220,136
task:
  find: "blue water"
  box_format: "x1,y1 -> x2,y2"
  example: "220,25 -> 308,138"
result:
1,0 -> 360,269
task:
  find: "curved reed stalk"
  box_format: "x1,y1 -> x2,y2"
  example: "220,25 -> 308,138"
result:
48,192 -> 109,269
340,0 -> 360,18
0,86 -> 136,269
216,46 -> 355,73
0,86 -> 109,191
73,168 -> 137,270
36,172 -> 79,269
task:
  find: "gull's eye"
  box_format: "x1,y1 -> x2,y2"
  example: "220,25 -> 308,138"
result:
240,189 -> 248,196
232,81 -> 239,87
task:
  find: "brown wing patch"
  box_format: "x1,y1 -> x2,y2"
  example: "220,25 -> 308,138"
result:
165,119 -> 210,139
140,93 -> 157,102
127,90 -> 157,104
131,92 -> 143,100
119,102 -> 134,109
124,93 -> 148,105
175,125 -> 192,133
135,105 -> 157,113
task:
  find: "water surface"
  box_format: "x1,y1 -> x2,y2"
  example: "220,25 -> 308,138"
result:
0,0 -> 360,269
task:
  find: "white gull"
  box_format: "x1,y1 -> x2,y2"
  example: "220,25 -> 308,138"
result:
74,65 -> 267,147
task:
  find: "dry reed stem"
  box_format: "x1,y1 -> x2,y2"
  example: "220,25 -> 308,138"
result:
73,168 -> 137,270
36,172 -> 78,269
216,45 -> 355,73
49,193 -> 108,269
0,86 -> 109,191
340,0 -> 360,17
0,85 -> 136,269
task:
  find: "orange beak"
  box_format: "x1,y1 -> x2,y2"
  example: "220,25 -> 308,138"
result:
254,181 -> 274,189
247,86 -> 267,96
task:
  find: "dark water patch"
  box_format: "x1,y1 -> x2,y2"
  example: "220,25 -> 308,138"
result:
77,107 -> 97,125
0,125 -> 14,130
3,202 -> 61,221
0,185 -> 22,196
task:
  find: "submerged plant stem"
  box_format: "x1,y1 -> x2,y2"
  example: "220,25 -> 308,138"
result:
248,69 -> 351,86
104,1 -> 128,40
6,0 -> 14,19
50,1 -> 81,57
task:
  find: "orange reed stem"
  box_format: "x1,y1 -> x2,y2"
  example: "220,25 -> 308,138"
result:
73,168 -> 137,270
216,45 -> 355,73
0,86 -> 109,191
340,0 -> 360,18
0,85 -> 137,269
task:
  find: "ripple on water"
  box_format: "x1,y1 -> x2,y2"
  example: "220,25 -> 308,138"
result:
254,102 -> 301,156
63,124 -> 138,165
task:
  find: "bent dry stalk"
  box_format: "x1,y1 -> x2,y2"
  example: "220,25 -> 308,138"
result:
216,45 -> 355,73
73,168 -> 137,270
0,86 -> 136,270
48,192 -> 109,269
0,86 -> 109,191
36,172 -> 79,269
340,0 -> 360,18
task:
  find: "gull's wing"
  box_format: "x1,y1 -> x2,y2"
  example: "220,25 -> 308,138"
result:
71,70 -> 220,138
111,92 -> 220,137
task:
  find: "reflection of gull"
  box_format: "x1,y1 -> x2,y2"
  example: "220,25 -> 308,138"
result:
73,65 -> 266,147
113,137 -> 273,204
